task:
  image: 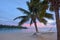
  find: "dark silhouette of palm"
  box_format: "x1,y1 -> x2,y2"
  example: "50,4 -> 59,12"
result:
14,0 -> 53,33
46,0 -> 60,40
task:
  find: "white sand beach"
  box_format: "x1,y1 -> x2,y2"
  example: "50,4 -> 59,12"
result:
0,32 -> 57,40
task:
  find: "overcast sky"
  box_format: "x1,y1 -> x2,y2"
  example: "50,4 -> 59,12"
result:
0,0 -> 56,27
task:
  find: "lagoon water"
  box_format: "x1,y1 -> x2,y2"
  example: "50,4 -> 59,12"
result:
0,27 -> 57,34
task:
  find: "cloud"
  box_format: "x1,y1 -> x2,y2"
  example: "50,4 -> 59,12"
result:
22,22 -> 45,27
22,22 -> 56,28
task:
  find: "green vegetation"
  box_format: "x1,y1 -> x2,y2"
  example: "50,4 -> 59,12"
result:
14,0 -> 53,33
0,25 -> 27,29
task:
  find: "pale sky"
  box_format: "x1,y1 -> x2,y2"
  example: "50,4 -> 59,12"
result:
0,0 -> 28,25
0,0 -> 56,27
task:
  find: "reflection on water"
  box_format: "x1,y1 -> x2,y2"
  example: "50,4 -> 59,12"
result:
0,27 -> 57,33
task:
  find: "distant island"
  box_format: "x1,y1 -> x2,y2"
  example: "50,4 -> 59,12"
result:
0,24 -> 27,29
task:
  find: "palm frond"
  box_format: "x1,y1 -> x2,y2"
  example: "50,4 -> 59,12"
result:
39,11 -> 45,19
30,19 -> 33,26
26,1 -> 31,11
17,8 -> 30,15
13,16 -> 28,20
37,17 -> 41,22
49,5 -> 55,11
18,18 -> 29,25
40,18 -> 47,24
42,0 -> 48,4
26,1 -> 30,7
26,1 -> 33,12
45,13 -> 53,19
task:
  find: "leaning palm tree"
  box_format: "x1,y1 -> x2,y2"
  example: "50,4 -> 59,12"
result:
14,0 -> 53,33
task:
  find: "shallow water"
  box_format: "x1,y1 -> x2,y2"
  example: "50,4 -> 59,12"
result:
0,27 -> 57,33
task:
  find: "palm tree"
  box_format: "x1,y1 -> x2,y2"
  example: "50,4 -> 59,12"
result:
14,0 -> 53,33
46,0 -> 60,40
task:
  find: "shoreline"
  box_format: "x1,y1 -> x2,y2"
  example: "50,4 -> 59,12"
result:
0,31 -> 57,40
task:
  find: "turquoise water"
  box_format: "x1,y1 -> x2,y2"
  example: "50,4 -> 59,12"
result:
0,27 -> 57,33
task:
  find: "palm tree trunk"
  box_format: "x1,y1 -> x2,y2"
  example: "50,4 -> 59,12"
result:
57,21 -> 60,40
34,21 -> 39,33
55,5 -> 60,40
55,10 -> 60,40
